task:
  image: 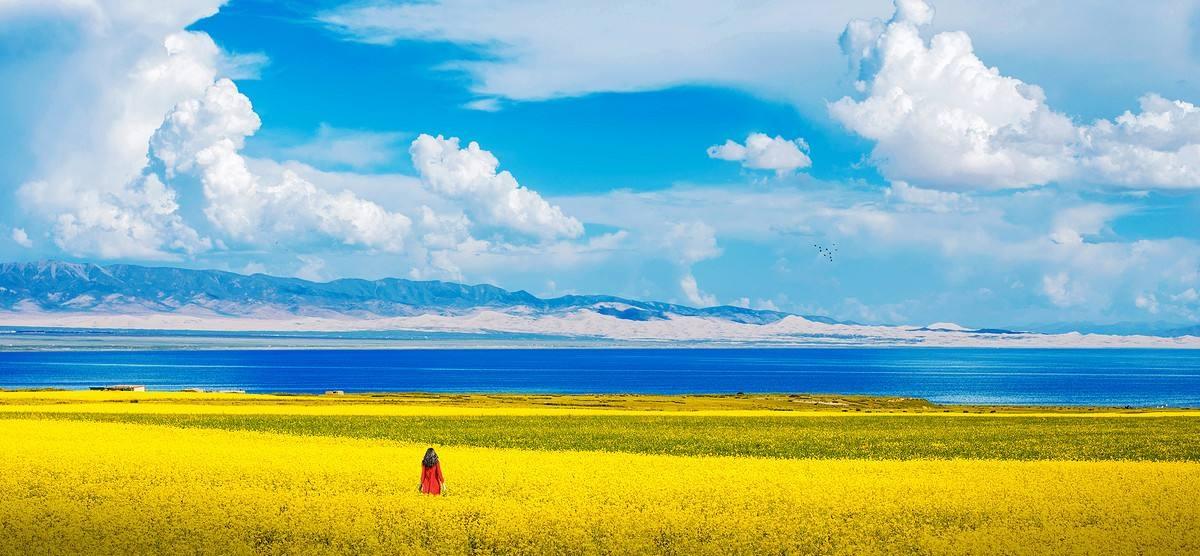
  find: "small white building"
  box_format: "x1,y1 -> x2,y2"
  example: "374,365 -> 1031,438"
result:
94,384 -> 146,392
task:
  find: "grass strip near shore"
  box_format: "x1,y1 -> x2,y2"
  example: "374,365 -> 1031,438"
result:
1,390 -> 1194,415
6,409 -> 1200,461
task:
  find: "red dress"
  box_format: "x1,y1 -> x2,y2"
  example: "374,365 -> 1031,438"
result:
420,462 -> 444,495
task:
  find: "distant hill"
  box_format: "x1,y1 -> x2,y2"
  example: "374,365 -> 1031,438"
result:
1026,321 -> 1200,338
0,260 -> 812,325
2,261 -> 1196,348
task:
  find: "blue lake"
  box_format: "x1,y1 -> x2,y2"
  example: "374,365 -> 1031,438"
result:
2,348 -> 1199,406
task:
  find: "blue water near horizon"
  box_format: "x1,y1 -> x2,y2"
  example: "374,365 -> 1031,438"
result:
1,348 -> 1199,406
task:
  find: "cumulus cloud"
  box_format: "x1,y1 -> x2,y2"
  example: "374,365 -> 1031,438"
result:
45,174 -> 212,259
16,30 -> 222,258
679,273 -> 717,307
409,134 -> 584,240
6,3 -> 586,268
10,228 -> 32,248
707,133 -> 812,176
831,0 -> 1200,191
315,1 -> 1200,125
830,0 -> 1075,190
14,20 -> 415,258
1079,95 -> 1200,188
151,78 -> 413,252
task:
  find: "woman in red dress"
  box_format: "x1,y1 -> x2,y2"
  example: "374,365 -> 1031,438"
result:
419,447 -> 445,495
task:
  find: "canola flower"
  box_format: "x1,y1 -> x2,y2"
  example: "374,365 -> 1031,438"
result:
1,418 -> 1198,555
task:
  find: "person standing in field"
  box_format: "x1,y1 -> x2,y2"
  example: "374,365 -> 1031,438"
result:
419,447 -> 445,495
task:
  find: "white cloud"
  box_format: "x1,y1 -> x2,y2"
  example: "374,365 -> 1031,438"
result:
151,78 -> 414,252
6,0 -> 1200,329
554,182 -> 1200,323
0,1 -> 289,260
885,181 -> 970,213
1079,95 -> 1200,188
462,98 -> 502,112
276,124 -> 407,170
1047,204 -> 1125,247
831,0 -> 1200,191
830,1 -> 1076,190
315,1 -> 1200,123
295,255 -> 327,282
409,134 -> 584,240
240,261 -> 267,275
10,228 -> 32,248
46,173 -> 212,259
1135,292 -> 1160,314
707,133 -> 812,176
662,221 -> 721,265
404,230 -> 630,283
1042,272 -> 1083,307
151,76 -> 261,178
217,50 -> 269,80
16,29 -> 222,259
4,1 -> 594,281
1132,287 -> 1200,321
679,273 -> 717,307
756,299 -> 781,312
1175,289 -> 1200,304
317,1 -> 854,111
659,220 -> 721,307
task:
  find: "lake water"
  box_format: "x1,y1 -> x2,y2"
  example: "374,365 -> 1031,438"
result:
2,348 -> 1199,406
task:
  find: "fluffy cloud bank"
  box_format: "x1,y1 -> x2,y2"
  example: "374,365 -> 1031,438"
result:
316,1 -> 1200,125
6,2 -> 583,265
16,29 -> 221,259
410,135 -> 583,240
707,133 -> 812,176
151,78 -> 413,252
831,0 -> 1200,191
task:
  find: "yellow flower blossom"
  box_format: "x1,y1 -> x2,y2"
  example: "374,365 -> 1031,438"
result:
0,417 -> 1197,555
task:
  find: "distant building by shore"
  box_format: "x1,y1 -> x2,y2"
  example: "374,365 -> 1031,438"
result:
90,385 -> 146,392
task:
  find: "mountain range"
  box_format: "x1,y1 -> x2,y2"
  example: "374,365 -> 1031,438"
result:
0,261 -> 1196,348
0,260 -> 810,324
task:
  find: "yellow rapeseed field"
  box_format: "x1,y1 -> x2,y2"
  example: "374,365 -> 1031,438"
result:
1,416 -> 1198,555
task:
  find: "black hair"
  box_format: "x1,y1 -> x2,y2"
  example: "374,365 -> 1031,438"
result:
422,447 -> 439,468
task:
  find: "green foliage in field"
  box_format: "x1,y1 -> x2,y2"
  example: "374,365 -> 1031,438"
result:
8,412 -> 1199,461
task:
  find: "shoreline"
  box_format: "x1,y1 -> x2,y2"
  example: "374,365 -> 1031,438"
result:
2,390 -> 1197,414
2,316 -> 1198,349
3,330 -> 1200,351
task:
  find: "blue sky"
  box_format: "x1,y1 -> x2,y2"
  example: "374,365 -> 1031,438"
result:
3,0 -> 1200,329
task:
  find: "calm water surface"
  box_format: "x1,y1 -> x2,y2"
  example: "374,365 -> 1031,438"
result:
1,348 -> 1198,406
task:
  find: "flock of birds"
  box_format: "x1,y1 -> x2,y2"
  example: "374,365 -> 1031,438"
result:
813,242 -> 838,262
